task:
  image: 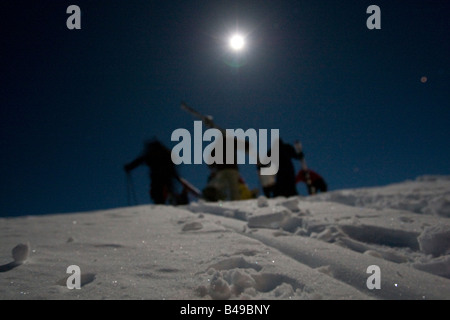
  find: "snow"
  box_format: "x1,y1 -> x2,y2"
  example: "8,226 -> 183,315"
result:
1,175 -> 449,300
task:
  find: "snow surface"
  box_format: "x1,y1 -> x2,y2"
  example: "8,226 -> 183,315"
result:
1,175 -> 449,300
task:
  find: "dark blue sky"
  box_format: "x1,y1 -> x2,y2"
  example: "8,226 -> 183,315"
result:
1,0 -> 449,217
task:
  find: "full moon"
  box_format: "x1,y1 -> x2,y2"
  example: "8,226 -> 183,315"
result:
229,34 -> 245,51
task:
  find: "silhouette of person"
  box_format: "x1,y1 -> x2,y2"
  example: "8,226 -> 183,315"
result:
264,138 -> 304,197
202,117 -> 251,201
124,139 -> 186,205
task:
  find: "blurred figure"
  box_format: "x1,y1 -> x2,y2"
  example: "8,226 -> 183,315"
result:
201,117 -> 251,202
273,138 -> 304,197
124,139 -> 187,205
293,141 -> 327,195
259,138 -> 304,198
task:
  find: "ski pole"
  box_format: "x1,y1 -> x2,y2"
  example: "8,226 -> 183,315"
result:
126,173 -> 138,206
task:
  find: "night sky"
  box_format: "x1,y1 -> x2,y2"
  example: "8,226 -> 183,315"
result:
1,0 -> 449,217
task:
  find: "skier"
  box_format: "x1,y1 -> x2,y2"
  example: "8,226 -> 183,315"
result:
179,102 -> 255,202
202,118 -> 251,201
263,138 -> 304,198
296,169 -> 328,194
124,139 -> 188,205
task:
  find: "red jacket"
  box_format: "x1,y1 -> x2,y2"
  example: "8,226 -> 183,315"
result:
296,169 -> 323,183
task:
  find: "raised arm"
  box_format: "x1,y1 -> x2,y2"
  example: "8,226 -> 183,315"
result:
124,155 -> 145,173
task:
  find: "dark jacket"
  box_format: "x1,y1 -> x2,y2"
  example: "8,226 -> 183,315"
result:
124,140 -> 179,204
272,140 -> 303,197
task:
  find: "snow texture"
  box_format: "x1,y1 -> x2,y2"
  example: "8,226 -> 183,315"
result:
0,175 -> 449,299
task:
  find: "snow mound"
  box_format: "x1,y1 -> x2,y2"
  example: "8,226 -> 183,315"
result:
247,208 -> 292,230
187,176 -> 450,289
416,175 -> 450,182
418,224 -> 450,257
1,176 -> 450,299
181,221 -> 203,232
12,243 -> 30,264
308,175 -> 450,217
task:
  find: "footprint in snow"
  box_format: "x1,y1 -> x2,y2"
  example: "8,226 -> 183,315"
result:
56,273 -> 96,288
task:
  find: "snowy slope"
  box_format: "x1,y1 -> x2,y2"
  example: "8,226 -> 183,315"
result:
0,176 -> 449,300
